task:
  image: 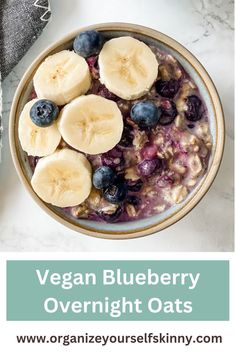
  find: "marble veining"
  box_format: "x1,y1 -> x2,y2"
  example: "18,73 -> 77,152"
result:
0,0 -> 234,252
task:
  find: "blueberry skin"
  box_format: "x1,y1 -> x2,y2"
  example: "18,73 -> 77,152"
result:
73,30 -> 103,58
130,101 -> 161,129
156,79 -> 180,98
103,181 -> 128,204
138,158 -> 161,177
30,99 -> 59,127
185,95 -> 202,121
92,166 -> 115,190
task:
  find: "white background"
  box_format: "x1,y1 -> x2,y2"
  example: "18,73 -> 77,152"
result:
0,0 -> 234,252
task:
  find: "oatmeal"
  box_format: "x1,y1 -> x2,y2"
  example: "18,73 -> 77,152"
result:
20,30 -> 211,223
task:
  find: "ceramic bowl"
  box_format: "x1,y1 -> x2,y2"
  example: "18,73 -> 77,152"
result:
9,23 -> 225,239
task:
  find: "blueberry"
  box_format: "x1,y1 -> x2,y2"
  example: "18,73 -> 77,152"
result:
159,115 -> 175,125
103,181 -> 128,204
138,158 -> 161,177
156,79 -> 180,98
126,179 -> 143,192
130,101 -> 161,129
73,30 -> 103,58
92,166 -> 115,190
159,99 -> 177,125
185,95 -> 202,121
97,206 -> 122,222
30,99 -> 59,127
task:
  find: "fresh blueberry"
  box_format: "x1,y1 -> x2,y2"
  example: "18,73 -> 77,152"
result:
185,95 -> 202,121
92,166 -> 115,190
156,79 -> 180,98
30,99 -> 59,127
130,101 -> 161,129
159,99 -> 177,125
97,206 -> 122,222
126,179 -> 143,192
103,180 -> 128,204
118,125 -> 134,148
138,158 -> 161,177
73,30 -> 103,58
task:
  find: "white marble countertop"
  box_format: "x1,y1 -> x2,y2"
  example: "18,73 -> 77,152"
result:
0,0 -> 234,252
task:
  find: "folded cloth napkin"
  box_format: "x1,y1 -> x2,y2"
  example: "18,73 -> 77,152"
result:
0,0 -> 51,160
0,0 -> 51,79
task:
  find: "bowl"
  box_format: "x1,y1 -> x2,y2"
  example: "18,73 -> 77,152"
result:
9,22 -> 225,239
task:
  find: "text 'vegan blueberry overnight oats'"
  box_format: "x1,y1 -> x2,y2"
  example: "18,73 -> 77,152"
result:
18,30 -> 212,223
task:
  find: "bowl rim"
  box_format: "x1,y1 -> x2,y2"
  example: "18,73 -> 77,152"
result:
9,22 -> 225,240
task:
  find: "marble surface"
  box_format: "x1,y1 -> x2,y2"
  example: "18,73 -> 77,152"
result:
0,0 -> 234,252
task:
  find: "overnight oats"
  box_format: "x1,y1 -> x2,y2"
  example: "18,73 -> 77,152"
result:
18,30 -> 212,223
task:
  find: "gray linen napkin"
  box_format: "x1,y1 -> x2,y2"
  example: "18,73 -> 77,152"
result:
0,0 -> 51,159
0,0 -> 51,79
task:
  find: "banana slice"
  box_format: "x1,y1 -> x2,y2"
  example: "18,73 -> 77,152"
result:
58,94 -> 123,154
18,99 -> 61,157
98,36 -> 158,100
33,50 -> 91,106
31,148 -> 92,207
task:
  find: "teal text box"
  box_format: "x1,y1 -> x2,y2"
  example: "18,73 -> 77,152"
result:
7,260 -> 229,321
